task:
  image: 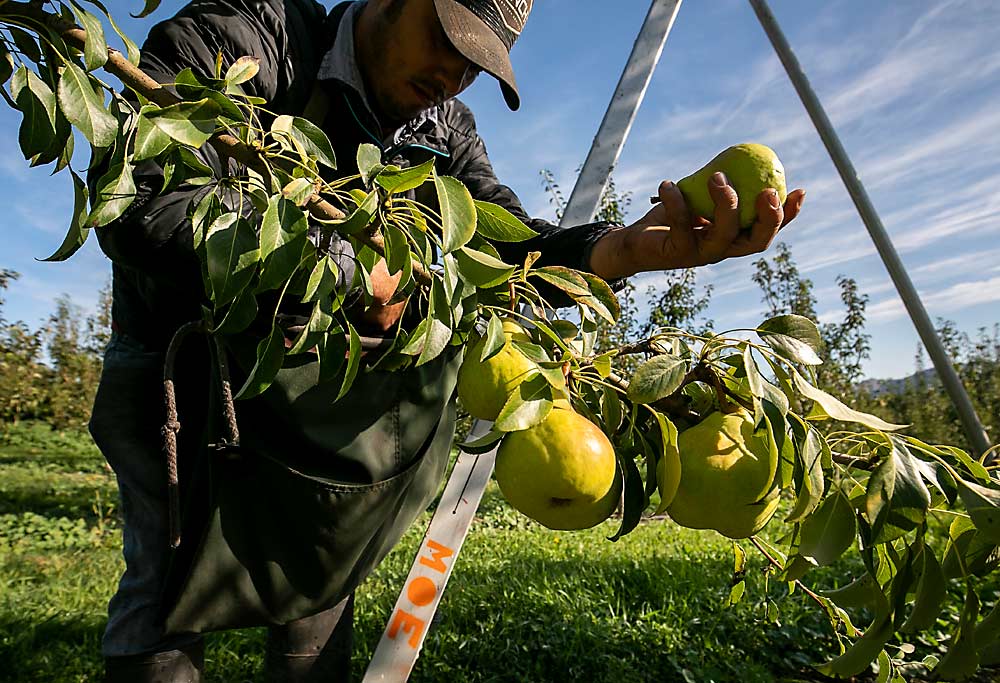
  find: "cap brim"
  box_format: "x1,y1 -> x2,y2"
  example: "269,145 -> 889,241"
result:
433,0 -> 520,110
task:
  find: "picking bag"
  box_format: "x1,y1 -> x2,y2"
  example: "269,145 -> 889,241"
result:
159,335 -> 460,634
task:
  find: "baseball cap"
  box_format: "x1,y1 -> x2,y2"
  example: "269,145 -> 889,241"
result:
432,0 -> 533,110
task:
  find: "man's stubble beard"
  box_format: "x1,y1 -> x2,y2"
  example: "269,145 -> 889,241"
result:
359,1 -> 417,128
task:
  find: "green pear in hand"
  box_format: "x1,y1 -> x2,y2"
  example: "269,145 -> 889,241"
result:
677,143 -> 787,229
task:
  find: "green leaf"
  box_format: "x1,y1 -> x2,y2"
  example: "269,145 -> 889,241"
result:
52,121 -> 75,173
8,27 -> 41,64
609,457 -> 641,541
272,114 -> 337,169
935,588 -> 981,681
130,0 -> 161,19
144,98 -> 220,147
592,352 -> 614,379
792,370 -> 905,431
357,143 -> 382,185
417,278 -> 453,366
334,189 -> 378,234
576,272 -> 620,324
376,158 -> 434,194
281,177 -> 315,206
382,223 -> 410,276
727,581 -> 746,607
454,246 -> 515,288
900,542 -> 947,633
458,429 -> 505,455
600,386 -> 624,437
758,314 -> 824,365
532,266 -> 590,297
288,300 -> 335,355
867,439 -> 932,543
189,189 -> 220,252
651,411 -> 681,513
816,614 -> 893,679
798,490 -> 856,566
133,111 -> 172,161
234,324 -> 285,399
301,255 -> 339,303
87,162 -> 135,227
435,171 -> 476,253
162,147 -> 214,193
785,415 -> 825,522
40,171 -> 89,261
820,573 -> 882,611
627,355 -> 687,404
975,600 -> 1000,663
224,56 -> 260,85
14,67 -> 57,160
335,323 -> 363,401
57,62 -> 117,148
85,0 -> 141,65
744,346 -> 789,415
317,325 -> 347,385
213,288 -> 258,335
258,196 -> 308,292
0,47 -> 15,86
495,374 -> 555,432
942,516 -> 1000,579
474,200 -> 537,242
904,436 -> 991,483
70,0 -> 109,71
956,478 -> 1000,544
205,213 -> 259,306
479,314 -> 506,362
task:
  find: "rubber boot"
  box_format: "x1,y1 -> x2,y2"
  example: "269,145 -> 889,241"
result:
264,594 -> 355,682
104,640 -> 204,683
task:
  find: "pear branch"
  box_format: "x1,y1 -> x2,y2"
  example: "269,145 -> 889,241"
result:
3,0 -> 431,287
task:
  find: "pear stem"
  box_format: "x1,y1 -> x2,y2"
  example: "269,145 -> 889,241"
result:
747,536 -> 830,612
693,364 -> 752,414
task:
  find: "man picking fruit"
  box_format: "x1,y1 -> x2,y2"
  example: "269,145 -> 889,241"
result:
90,0 -> 805,680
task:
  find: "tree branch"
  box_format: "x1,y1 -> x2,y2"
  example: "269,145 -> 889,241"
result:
4,0 -> 432,287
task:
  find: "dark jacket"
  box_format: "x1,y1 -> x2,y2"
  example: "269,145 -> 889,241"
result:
98,0 -> 623,349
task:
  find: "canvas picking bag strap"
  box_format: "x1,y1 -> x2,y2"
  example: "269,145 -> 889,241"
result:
157,326 -> 461,634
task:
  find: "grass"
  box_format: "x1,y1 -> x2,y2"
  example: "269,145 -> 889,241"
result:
0,420 -> 980,682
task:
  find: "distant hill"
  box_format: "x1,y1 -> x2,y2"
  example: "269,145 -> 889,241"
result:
858,368 -> 939,397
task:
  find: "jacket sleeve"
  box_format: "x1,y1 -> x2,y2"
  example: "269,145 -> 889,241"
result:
441,100 -> 628,292
94,0 -> 354,290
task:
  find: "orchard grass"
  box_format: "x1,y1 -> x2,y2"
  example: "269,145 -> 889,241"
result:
1,421 -> 995,682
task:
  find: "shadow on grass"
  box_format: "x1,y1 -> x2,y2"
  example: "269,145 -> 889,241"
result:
0,612 -> 105,683
0,464 -> 118,522
354,540 -> 838,683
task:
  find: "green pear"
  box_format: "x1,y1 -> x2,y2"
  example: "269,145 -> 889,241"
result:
676,143 -> 787,229
495,407 -> 621,531
666,410 -> 780,539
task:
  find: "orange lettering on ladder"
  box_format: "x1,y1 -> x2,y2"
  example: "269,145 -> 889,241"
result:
418,539 -> 454,574
387,609 -> 425,649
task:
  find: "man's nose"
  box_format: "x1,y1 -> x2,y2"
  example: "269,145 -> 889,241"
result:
438,58 -> 478,99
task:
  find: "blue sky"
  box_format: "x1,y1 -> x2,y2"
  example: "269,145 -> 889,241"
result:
2,0 -> 998,379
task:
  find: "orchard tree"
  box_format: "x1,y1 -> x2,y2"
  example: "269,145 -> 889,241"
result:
44,294 -> 105,429
0,270 -> 47,426
753,242 -> 872,400
2,3 -> 1000,681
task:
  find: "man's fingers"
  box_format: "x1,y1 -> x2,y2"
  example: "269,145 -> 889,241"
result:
656,180 -> 692,229
781,188 -> 806,227
727,190 -> 784,257
747,189 -> 783,253
704,172 -> 740,258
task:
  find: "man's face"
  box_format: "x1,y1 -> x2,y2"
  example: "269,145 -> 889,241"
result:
358,0 -> 482,125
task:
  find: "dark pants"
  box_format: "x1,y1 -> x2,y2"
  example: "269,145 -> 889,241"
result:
90,334 -> 356,679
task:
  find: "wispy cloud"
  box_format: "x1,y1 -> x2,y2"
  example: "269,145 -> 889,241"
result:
865,275 -> 1000,324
